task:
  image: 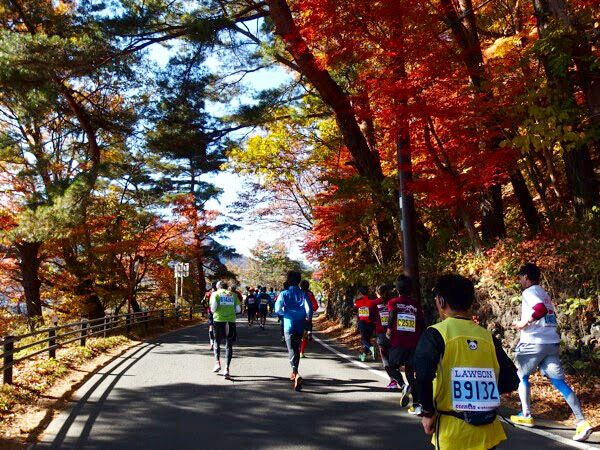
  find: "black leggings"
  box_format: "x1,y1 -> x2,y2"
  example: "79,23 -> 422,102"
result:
388,347 -> 419,402
214,322 -> 236,367
285,332 -> 303,373
357,321 -> 374,353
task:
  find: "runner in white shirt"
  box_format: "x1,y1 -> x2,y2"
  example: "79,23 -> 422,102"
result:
510,263 -> 593,442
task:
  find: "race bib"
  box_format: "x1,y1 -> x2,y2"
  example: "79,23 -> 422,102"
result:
248,298 -> 255,305
451,367 -> 500,412
358,307 -> 370,319
219,295 -> 234,306
261,299 -> 268,305
379,310 -> 389,326
543,311 -> 557,327
397,313 -> 416,332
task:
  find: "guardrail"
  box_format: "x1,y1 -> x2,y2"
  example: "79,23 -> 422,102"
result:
1,306 -> 202,385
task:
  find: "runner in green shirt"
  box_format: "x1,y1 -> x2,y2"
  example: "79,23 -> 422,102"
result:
210,281 -> 241,379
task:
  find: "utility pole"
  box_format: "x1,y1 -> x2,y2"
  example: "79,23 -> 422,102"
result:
397,131 -> 421,301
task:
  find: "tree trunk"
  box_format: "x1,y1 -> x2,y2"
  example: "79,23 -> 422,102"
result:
524,155 -> 555,222
458,207 -> 483,253
509,169 -> 542,233
75,278 -> 105,319
563,146 -> 600,217
397,124 -> 421,301
16,242 -> 43,320
481,185 -> 506,243
196,255 -> 207,304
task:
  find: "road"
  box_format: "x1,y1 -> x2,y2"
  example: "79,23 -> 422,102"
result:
37,317 -> 598,449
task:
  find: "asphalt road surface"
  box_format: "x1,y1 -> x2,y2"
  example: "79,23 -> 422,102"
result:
37,317 -> 598,449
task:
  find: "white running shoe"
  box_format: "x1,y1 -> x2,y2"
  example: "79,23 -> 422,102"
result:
222,368 -> 231,379
408,404 -> 422,415
573,421 -> 593,442
399,384 -> 411,408
212,363 -> 221,373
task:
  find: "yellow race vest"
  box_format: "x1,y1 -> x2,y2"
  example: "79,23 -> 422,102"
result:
430,318 -> 506,450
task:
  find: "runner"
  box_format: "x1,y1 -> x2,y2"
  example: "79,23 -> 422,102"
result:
414,274 -> 519,450
354,286 -> 376,362
387,275 -> 424,408
299,279 -> 319,358
372,284 -> 395,389
275,271 -> 313,391
257,286 -> 271,330
232,283 -> 243,310
509,263 -> 593,442
209,280 -> 242,379
276,281 -> 290,343
204,282 -> 217,351
269,287 -> 276,316
245,287 -> 258,326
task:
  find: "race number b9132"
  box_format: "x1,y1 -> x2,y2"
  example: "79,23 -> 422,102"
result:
451,367 -> 500,412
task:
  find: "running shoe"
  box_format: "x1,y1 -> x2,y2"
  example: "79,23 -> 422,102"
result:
408,404 -> 422,415
510,413 -> 535,427
573,421 -> 593,442
386,380 -> 398,389
212,362 -> 221,373
294,376 -> 303,392
300,353 -> 305,358
359,353 -> 367,362
399,384 -> 411,408
369,346 -> 376,360
222,368 -> 231,379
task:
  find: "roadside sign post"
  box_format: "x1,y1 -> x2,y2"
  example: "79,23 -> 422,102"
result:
173,262 -> 190,308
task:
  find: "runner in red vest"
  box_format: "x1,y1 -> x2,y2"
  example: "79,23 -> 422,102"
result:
373,284 -> 396,388
387,275 -> 424,409
355,286 -> 376,362
299,280 -> 319,358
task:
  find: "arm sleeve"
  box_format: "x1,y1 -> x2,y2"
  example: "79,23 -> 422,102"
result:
304,295 -> 313,320
493,336 -> 519,394
235,295 -> 242,314
531,303 -> 548,320
414,328 -> 445,412
274,293 -> 284,316
387,302 -> 397,332
209,293 -> 218,313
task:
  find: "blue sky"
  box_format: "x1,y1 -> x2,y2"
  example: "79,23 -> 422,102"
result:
148,43 -> 308,262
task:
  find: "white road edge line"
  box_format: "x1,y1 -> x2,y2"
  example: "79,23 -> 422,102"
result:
312,332 -> 388,380
313,331 -> 597,450
508,423 -> 596,450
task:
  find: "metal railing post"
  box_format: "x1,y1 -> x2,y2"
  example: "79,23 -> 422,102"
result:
49,328 -> 56,359
3,335 -> 14,384
80,320 -> 88,347
103,316 -> 108,338
189,306 -> 193,320
126,313 -> 131,332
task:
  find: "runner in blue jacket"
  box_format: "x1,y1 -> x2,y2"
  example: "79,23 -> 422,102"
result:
275,271 -> 313,391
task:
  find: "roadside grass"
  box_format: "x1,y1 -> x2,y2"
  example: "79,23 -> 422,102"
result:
0,318 -> 202,427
